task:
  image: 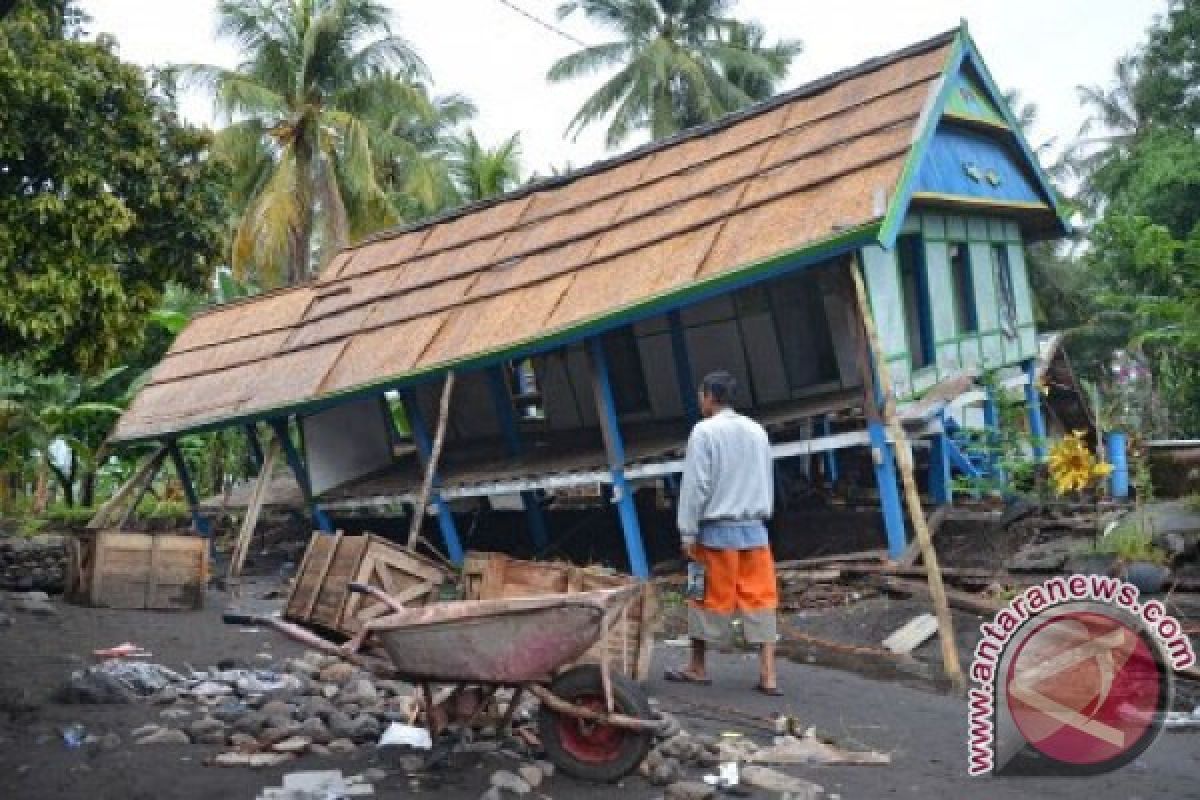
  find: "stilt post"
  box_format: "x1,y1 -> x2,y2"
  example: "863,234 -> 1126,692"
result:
268,418 -> 334,534
488,367 -> 549,552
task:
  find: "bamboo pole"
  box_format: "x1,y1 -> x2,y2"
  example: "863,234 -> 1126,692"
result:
407,371 -> 456,552
229,435 -> 280,579
848,254 -> 964,687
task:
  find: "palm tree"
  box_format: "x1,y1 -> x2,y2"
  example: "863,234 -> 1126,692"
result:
450,130 -> 524,203
548,0 -> 802,149
185,0 -> 441,286
1069,56 -> 1145,212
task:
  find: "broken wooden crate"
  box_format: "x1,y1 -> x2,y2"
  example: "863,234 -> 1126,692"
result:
65,530 -> 208,610
285,532 -> 448,637
462,551 -> 658,681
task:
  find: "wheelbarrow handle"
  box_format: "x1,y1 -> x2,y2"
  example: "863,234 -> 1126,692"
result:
221,611 -> 263,626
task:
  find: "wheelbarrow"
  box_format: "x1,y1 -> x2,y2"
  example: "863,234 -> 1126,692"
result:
226,583 -> 662,782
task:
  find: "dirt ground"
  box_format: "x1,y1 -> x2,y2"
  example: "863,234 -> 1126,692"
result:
2,579 -> 1199,800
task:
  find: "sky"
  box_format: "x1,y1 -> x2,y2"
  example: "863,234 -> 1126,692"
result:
82,0 -> 1166,176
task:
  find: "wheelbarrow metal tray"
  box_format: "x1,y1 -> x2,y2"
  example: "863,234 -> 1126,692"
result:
371,592 -> 614,684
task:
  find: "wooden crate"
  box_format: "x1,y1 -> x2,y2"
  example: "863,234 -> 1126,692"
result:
463,551 -> 658,681
285,532 -> 448,637
66,530 -> 208,610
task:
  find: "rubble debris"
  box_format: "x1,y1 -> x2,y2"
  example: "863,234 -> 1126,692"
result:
489,769 -> 531,795
750,731 -> 890,766
664,781 -> 717,800
739,765 -> 823,798
136,728 -> 191,746
0,536 -> 68,593
881,613 -> 938,655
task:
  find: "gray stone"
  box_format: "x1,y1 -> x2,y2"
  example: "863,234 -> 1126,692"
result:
211,702 -> 250,724
328,711 -> 357,740
534,760 -> 555,779
350,714 -> 381,742
98,732 -> 122,751
131,724 -> 161,738
489,769 -> 531,795
374,680 -> 410,697
232,711 -> 269,735
159,708 -> 191,721
298,696 -> 336,719
322,683 -> 340,699
665,782 -> 717,800
363,768 -> 387,783
309,743 -> 331,757
517,764 -> 542,788
261,700 -> 294,718
478,788 -> 502,800
189,716 -> 225,736
260,724 -> 303,746
649,758 -> 682,786
57,670 -> 135,705
194,731 -> 228,745
136,728 -> 190,746
328,738 -> 357,754
299,716 -> 333,745
154,686 -> 179,705
285,658 -> 321,679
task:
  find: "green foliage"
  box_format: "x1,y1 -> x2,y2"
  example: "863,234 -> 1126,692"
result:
549,0 -> 802,148
450,130 -> 524,203
0,1 -> 229,373
1092,523 -> 1167,565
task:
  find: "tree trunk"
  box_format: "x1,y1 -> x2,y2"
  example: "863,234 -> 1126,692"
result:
290,137 -> 316,285
33,457 -> 49,514
82,470 -> 96,508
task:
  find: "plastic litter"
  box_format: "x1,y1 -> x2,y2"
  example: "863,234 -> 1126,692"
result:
93,642 -> 152,659
702,761 -> 739,788
377,722 -> 432,750
61,723 -> 86,748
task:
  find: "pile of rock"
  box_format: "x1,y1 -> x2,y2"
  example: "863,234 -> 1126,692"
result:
94,651 -> 423,767
0,535 -> 67,593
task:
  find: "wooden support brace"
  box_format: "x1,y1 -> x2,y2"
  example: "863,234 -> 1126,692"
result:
88,445 -> 169,530
406,372 -> 461,562
849,253 -> 964,687
229,434 -> 281,579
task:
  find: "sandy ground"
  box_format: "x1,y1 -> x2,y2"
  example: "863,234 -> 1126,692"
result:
1,586 -> 1199,800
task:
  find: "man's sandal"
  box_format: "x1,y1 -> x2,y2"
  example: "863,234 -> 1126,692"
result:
753,683 -> 784,696
664,668 -> 712,685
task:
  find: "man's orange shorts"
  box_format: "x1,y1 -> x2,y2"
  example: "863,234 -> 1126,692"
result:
688,544 -> 778,645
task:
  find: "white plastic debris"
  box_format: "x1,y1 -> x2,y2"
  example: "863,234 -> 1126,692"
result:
377,722 -> 431,750
702,761 -> 739,787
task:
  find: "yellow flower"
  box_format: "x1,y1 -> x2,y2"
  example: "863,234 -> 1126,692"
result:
1048,432 -> 1110,496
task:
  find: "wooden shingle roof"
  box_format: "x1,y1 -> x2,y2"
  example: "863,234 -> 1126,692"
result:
113,29 -> 961,443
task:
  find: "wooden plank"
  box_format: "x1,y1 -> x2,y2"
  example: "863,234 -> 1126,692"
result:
146,534 -> 162,609
407,371 -> 455,551
88,446 -> 168,530
775,550 -> 888,570
305,531 -> 344,622
285,533 -> 324,620
898,505 -> 948,567
90,532 -> 108,606
230,435 -> 281,579
868,575 -> 1002,617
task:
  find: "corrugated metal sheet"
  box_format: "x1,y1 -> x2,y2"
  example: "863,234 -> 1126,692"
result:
112,30 -> 963,443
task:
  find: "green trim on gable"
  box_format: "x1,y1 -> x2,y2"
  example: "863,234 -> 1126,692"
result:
945,70 -> 1007,126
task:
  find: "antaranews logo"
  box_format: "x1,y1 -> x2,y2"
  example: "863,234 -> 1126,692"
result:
967,574 -> 1195,777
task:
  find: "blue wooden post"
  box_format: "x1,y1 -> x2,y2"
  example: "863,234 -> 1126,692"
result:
268,418 -> 335,534
668,311 -> 700,424
817,414 -> 839,486
487,367 -> 549,552
868,421 -> 907,560
928,412 -> 953,505
1107,431 -> 1130,499
400,389 -> 465,565
586,337 -> 650,579
1022,359 -> 1047,461
167,441 -> 211,535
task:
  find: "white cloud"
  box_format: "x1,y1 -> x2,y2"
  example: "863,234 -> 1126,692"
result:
82,0 -> 1163,177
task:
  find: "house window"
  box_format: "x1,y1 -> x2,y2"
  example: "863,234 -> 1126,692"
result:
601,328 -> 651,415
992,243 -> 1018,338
948,243 -> 977,334
899,235 -> 934,370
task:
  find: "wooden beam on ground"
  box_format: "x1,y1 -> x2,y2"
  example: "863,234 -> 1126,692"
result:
88,445 -> 169,530
775,550 -> 888,570
850,254 -> 965,688
229,435 -> 281,579
866,575 -> 1002,618
898,505 -> 948,567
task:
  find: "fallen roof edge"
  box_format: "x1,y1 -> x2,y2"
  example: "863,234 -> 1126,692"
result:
109,221 -> 883,445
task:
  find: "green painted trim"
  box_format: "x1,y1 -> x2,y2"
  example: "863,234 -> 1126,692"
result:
879,31 -> 968,247
111,220 -> 881,445
886,352 -> 912,362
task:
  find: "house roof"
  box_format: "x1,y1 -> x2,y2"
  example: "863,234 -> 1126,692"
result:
112,26 -> 1054,444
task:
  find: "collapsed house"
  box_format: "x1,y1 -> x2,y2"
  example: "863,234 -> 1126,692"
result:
110,25 -> 1070,578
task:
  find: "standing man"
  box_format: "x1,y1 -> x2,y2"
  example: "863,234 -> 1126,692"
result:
665,371 -> 782,695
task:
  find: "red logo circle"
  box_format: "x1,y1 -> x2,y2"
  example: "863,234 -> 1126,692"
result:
1005,610 -> 1165,768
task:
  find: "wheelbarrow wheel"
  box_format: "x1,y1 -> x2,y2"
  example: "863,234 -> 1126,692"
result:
537,665 -> 655,783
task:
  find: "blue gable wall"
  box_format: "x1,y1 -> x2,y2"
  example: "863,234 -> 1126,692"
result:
913,126 -> 1046,206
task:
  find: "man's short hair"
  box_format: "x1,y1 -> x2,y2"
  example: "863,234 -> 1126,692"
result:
699,371 -> 737,405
